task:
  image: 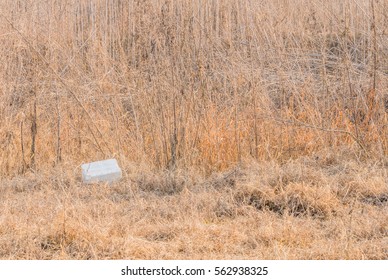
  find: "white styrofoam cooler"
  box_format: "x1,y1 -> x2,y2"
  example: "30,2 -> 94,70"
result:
81,159 -> 122,184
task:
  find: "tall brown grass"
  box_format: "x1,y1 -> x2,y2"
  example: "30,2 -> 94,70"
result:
0,0 -> 387,176
0,1 -> 387,260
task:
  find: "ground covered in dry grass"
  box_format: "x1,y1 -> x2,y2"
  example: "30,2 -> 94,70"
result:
1,148 -> 387,259
0,0 -> 388,260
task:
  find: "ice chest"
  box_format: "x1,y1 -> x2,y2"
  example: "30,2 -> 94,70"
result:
81,159 -> 122,184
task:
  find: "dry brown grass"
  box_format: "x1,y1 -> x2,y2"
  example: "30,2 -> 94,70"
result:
0,149 -> 387,259
0,0 -> 387,259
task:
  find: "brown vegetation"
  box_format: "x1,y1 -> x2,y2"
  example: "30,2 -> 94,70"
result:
0,0 -> 387,259
1,149 -> 387,259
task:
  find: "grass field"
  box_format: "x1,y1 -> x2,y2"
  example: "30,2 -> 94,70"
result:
0,0 -> 387,259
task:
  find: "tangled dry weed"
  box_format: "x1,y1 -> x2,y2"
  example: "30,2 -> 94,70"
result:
0,0 -> 387,259
0,149 -> 387,259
